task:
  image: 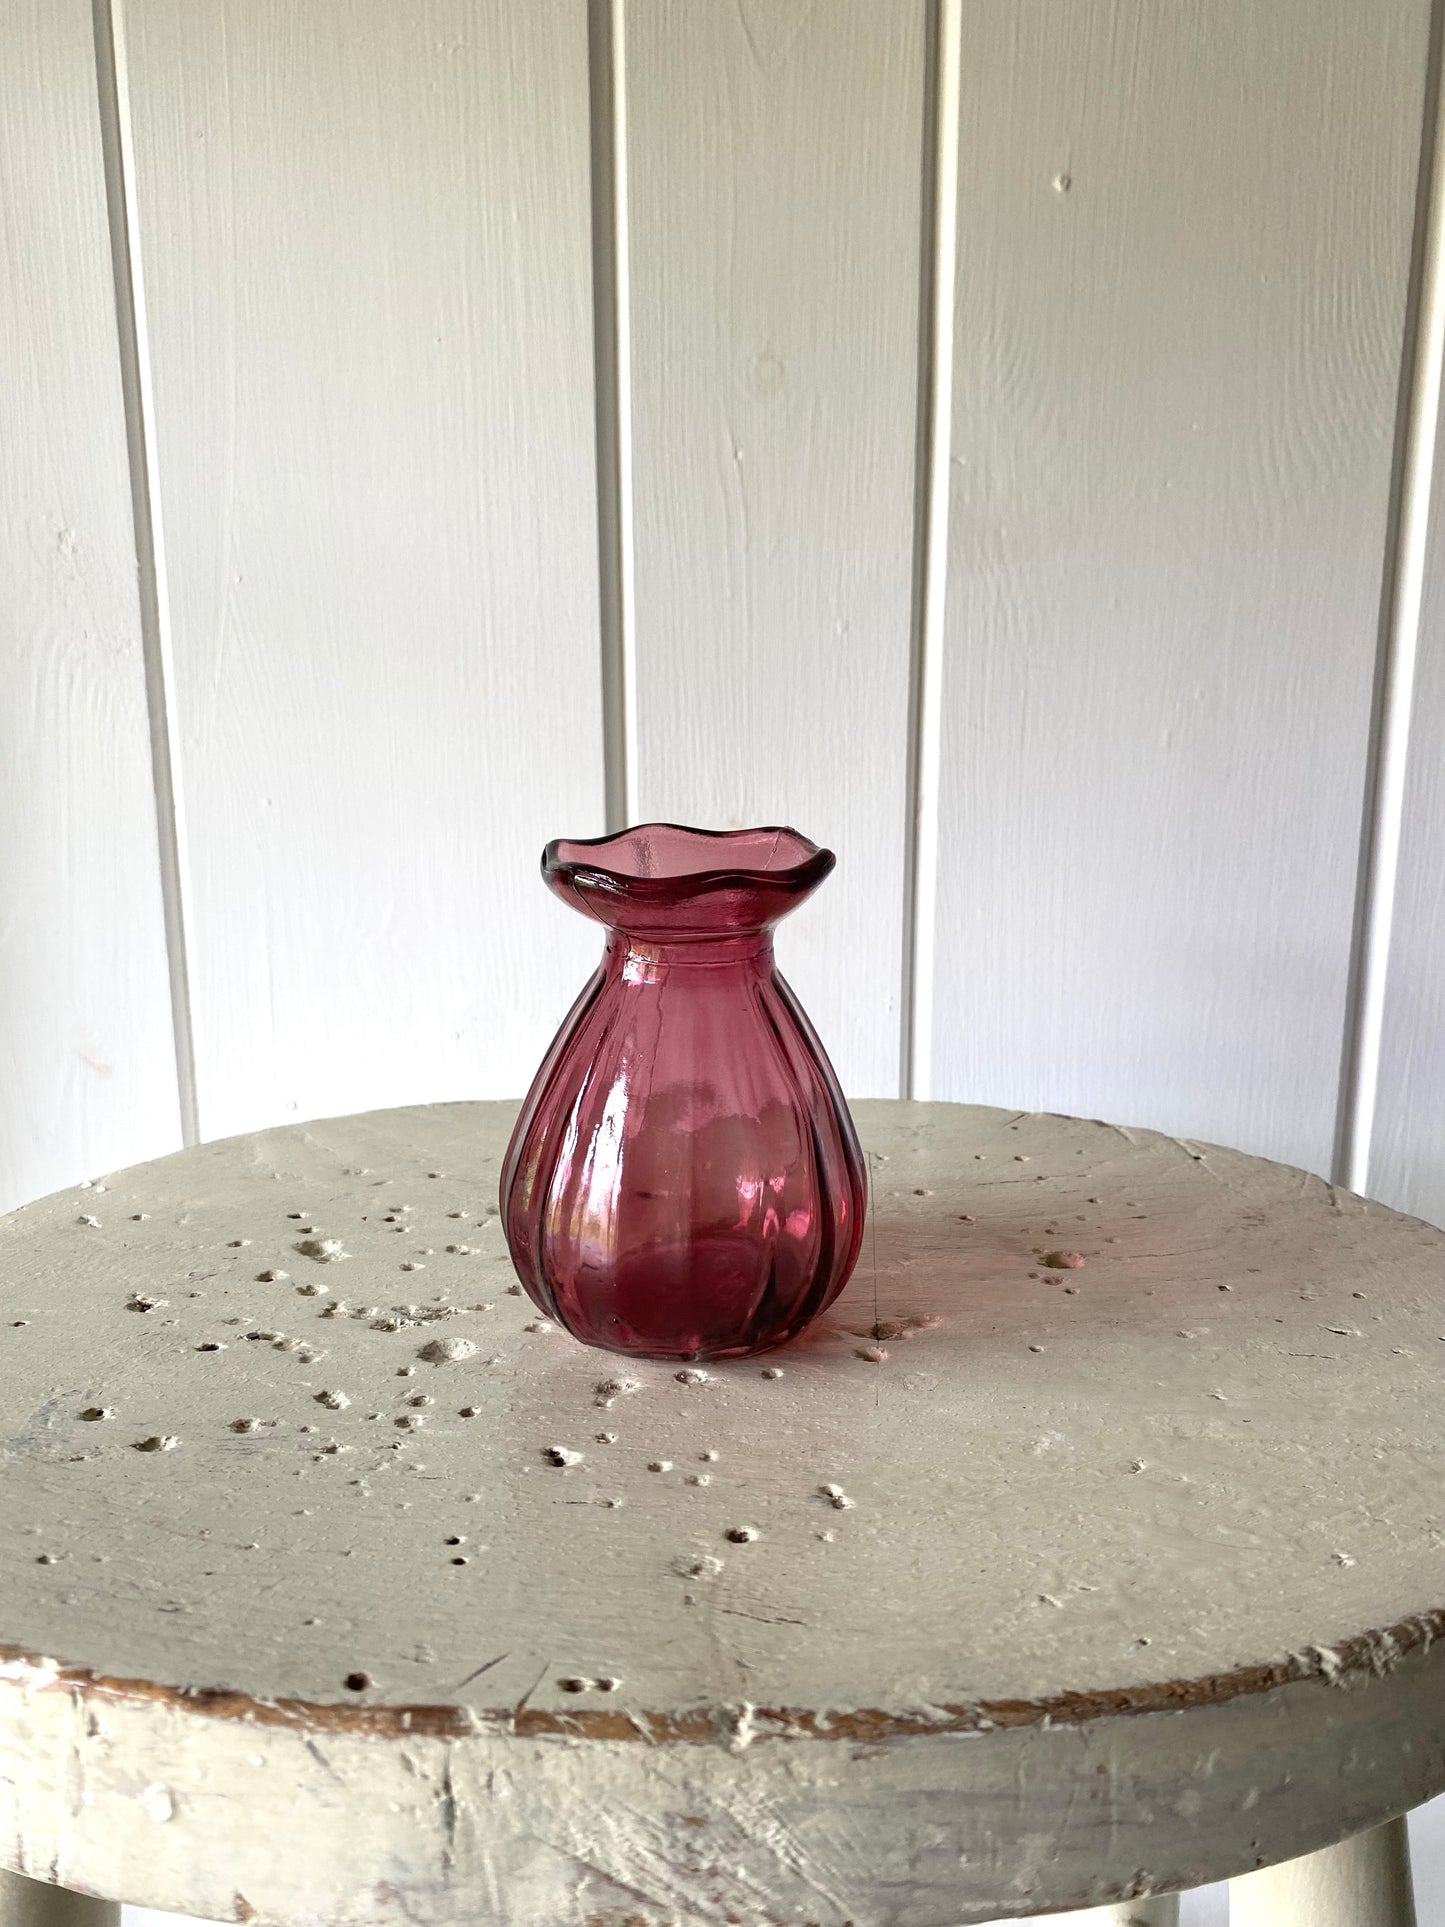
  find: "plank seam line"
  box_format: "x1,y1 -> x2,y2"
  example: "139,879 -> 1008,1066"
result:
588,0 -> 637,834
901,0 -> 962,1100
91,0 -> 200,1147
1334,0 -> 1445,1194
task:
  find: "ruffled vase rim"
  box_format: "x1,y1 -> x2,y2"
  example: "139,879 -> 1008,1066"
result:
544,822 -> 835,903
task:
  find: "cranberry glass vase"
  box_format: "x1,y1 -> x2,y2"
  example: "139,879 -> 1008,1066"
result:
500,824 -> 867,1361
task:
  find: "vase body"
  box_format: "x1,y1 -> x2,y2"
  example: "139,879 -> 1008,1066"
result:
500,825 -> 867,1361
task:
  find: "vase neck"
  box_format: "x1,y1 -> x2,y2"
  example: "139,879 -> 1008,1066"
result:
606,930 -> 775,980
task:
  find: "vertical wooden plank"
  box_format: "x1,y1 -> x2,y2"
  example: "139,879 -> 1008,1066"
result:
0,0 -> 180,1211
1333,2 -> 1444,1207
929,0 -> 1429,1169
120,0 -> 607,1140
1370,25 -> 1445,1228
1372,468 -> 1445,1225
624,0 -> 928,1097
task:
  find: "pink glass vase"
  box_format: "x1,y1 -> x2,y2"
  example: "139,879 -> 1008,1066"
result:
500,824 -> 867,1361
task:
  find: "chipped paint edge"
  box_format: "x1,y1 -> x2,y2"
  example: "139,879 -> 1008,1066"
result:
4,1631 -> 1445,1925
4,1603 -> 1444,1746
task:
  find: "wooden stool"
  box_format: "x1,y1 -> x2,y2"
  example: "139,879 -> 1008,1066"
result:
1,1101 -> 1441,1926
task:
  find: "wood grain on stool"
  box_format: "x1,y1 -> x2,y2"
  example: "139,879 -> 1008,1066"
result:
1,1100 -> 1442,1925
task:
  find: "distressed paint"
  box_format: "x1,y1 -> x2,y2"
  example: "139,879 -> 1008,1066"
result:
2,1102 -> 1444,1923
4,1667 -> 1442,1927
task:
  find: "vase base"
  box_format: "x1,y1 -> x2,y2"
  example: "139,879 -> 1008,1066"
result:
531,1309 -> 809,1365
528,1230 -> 839,1362
557,1334 -> 799,1365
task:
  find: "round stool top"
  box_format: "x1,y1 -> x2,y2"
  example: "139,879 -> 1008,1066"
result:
2,1100 -> 1443,1927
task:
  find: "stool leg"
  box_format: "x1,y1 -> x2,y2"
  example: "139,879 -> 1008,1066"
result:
1228,1818 -> 1416,1927
985,1898 -> 1180,1925
0,1873 -> 119,1927
1042,1903 -> 1180,1925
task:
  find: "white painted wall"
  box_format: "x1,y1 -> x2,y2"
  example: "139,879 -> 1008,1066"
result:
5,0 -> 1445,1918
0,0 -> 180,1207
